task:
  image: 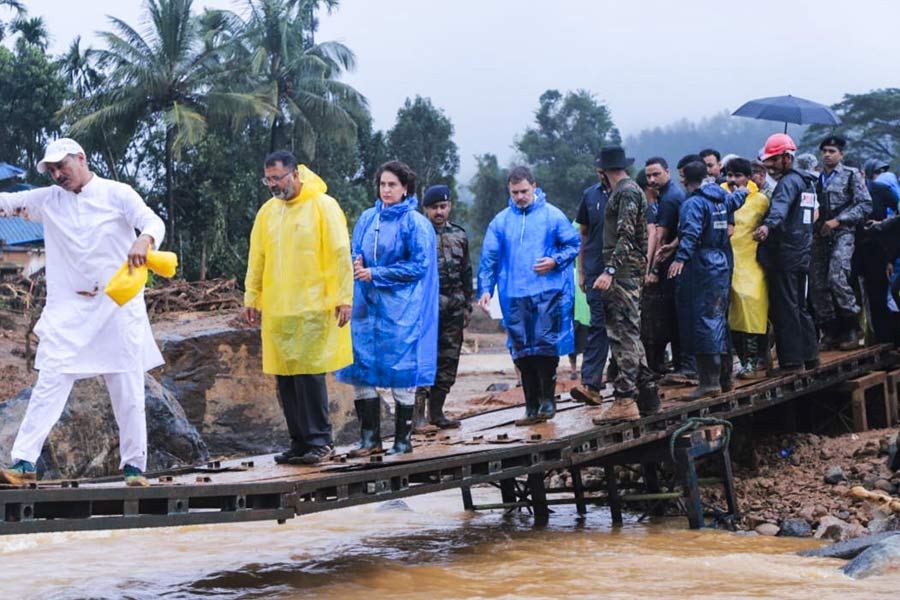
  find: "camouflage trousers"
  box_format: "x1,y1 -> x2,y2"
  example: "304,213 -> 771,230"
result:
603,277 -> 652,398
416,309 -> 465,401
810,229 -> 860,324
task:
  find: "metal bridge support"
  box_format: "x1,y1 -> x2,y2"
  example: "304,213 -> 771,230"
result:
526,472 -> 549,526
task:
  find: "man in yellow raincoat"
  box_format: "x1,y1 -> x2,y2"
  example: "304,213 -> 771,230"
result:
242,150 -> 353,465
724,158 -> 770,378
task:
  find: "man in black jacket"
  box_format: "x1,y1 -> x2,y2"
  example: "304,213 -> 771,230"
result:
752,133 -> 819,372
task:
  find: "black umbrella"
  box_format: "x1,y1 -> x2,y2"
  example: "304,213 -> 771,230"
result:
732,94 -> 841,133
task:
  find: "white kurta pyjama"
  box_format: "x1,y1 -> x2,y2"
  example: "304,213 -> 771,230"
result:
0,175 -> 166,470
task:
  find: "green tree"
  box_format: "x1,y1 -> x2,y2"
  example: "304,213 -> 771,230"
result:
467,153 -> 509,266
626,110 -> 798,170
386,95 -> 460,198
801,88 -> 900,165
10,16 -> 48,51
216,0 -> 366,157
67,0 -> 278,242
0,41 -> 66,173
0,0 -> 24,42
515,89 -> 619,217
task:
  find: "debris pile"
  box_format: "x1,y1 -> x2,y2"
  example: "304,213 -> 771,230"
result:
144,278 -> 242,316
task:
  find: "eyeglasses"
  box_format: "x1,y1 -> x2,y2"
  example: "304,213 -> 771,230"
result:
261,171 -> 293,186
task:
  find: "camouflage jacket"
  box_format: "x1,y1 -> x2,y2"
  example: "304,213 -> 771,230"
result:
816,164 -> 872,229
434,222 -> 474,314
602,178 -> 648,280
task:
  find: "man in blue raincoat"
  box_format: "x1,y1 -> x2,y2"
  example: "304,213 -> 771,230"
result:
668,162 -> 747,399
478,166 -> 580,424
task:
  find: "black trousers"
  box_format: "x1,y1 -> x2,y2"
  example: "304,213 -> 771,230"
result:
768,270 -> 818,367
583,287 -> 610,389
857,243 -> 895,344
275,374 -> 332,449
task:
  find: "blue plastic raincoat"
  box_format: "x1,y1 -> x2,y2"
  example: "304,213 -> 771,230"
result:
477,189 -> 580,359
674,184 -> 741,355
336,196 -> 439,388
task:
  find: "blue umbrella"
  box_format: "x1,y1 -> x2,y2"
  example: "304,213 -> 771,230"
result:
732,94 -> 841,133
0,162 -> 26,180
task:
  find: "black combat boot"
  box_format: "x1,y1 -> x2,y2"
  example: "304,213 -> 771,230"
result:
386,403 -> 414,455
348,397 -> 383,458
428,390 -> 460,429
686,354 -> 721,400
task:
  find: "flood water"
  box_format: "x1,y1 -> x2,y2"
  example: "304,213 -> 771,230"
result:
1,487 -> 897,600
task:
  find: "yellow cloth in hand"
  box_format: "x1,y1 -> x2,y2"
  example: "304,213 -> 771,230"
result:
105,250 -> 179,306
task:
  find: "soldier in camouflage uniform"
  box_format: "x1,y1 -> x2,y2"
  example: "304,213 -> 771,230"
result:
414,185 -> 473,430
591,146 -> 660,423
810,136 -> 872,350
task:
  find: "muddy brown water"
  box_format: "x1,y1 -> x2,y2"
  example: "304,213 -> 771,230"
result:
1,488 -> 897,600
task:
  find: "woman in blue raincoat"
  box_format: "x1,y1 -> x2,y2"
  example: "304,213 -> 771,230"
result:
477,167 -> 580,423
337,161 -> 439,456
669,168 -> 745,400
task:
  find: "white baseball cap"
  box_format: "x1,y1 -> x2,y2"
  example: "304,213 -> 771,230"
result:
37,138 -> 85,174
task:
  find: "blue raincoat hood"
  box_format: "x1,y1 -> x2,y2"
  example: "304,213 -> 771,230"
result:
477,188 -> 580,359
337,195 -> 439,388
697,183 -> 727,202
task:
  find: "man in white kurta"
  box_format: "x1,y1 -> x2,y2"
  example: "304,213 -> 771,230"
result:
0,139 -> 165,486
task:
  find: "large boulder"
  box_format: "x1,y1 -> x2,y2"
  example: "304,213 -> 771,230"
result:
841,534 -> 900,579
155,317 -> 357,456
0,374 -> 207,479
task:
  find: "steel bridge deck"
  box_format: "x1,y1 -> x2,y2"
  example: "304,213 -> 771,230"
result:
0,345 -> 893,535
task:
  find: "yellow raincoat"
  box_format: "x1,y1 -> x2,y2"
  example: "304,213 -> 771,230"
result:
727,181 -> 770,334
244,165 -> 353,375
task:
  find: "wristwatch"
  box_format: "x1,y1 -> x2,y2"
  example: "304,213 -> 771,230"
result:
605,266 -> 616,276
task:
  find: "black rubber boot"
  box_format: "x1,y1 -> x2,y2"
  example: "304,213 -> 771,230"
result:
386,403 -> 414,455
413,389 -> 431,432
537,369 -> 557,420
348,397 -> 383,458
686,354 -> 721,400
428,390 -> 460,429
645,343 -> 666,376
515,369 -> 543,425
720,352 -> 734,392
636,381 -> 661,416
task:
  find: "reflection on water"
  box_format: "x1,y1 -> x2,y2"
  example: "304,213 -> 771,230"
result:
0,488 -> 897,600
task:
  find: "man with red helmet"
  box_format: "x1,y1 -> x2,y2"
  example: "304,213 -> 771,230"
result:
752,133 -> 819,372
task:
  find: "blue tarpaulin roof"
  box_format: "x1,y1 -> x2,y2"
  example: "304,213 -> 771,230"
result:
0,217 -> 44,245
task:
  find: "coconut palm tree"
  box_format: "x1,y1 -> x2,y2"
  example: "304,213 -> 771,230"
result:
218,0 -> 366,156
68,0 -> 277,241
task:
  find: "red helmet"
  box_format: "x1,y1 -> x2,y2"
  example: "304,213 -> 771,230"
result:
760,133 -> 797,161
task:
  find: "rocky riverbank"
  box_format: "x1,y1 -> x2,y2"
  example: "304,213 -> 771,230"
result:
730,430 -> 900,540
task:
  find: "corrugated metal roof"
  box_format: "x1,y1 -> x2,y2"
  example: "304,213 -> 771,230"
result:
0,217 -> 44,246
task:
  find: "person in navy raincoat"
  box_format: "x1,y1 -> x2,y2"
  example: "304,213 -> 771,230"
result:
477,166 -> 580,423
669,162 -> 746,399
337,161 -> 439,456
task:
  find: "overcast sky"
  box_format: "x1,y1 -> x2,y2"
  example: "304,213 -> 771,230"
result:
27,0 -> 900,179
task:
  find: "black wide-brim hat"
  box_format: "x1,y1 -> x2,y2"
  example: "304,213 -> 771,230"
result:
594,145 -> 635,170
